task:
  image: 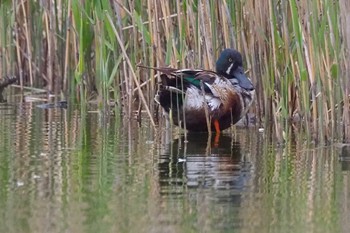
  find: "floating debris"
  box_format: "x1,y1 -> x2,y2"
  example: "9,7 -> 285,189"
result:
16,181 -> 24,187
37,100 -> 68,109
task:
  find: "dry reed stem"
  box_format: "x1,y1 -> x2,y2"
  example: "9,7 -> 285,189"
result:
14,21 -> 23,88
63,0 -> 72,89
106,13 -> 156,128
20,0 -> 33,86
17,45 -> 48,80
147,0 -> 155,98
340,0 -> 350,141
44,11 -> 53,91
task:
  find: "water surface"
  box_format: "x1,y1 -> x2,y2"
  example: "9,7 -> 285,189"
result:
0,94 -> 349,233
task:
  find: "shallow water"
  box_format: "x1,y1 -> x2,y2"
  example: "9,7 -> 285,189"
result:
0,95 -> 349,233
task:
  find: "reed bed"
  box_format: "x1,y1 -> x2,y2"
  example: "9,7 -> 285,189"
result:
0,0 -> 349,143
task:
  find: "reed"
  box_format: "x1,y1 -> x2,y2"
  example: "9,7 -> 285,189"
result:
0,0 -> 349,143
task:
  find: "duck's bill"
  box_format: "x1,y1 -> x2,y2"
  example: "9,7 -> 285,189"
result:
233,67 -> 254,91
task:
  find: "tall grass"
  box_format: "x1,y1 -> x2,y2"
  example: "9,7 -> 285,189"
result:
0,0 -> 349,143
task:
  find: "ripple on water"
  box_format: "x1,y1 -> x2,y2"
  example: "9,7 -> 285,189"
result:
158,133 -> 253,195
1,102 -> 349,233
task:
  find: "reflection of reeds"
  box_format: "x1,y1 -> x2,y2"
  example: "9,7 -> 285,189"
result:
0,0 -> 349,142
239,130 -> 341,233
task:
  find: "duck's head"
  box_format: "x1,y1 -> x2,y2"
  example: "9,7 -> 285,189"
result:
216,49 -> 254,91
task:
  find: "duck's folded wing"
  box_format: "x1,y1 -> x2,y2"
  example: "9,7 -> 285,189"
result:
194,71 -> 236,98
190,71 -> 226,96
138,65 -> 204,77
194,71 -> 218,84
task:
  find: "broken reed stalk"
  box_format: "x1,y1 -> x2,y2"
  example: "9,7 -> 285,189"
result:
106,13 -> 156,128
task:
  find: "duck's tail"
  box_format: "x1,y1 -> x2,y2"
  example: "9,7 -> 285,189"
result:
137,65 -> 178,75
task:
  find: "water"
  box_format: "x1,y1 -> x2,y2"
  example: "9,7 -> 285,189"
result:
0,95 -> 349,233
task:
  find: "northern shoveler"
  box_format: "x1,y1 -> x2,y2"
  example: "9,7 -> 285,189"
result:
140,48 -> 255,133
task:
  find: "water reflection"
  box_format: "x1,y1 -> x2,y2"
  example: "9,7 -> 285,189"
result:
158,133 -> 252,230
160,133 -> 251,190
1,96 -> 350,233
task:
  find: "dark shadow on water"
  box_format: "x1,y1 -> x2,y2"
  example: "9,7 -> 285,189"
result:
159,132 -> 252,204
339,145 -> 350,171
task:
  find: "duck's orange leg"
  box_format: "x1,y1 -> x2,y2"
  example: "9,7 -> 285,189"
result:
214,119 -> 221,134
213,119 -> 220,147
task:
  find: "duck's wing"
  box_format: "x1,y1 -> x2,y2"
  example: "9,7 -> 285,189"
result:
138,65 -> 231,97
138,65 -> 210,91
138,65 -> 205,76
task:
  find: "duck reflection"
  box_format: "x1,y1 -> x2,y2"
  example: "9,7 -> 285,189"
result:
159,133 -> 251,197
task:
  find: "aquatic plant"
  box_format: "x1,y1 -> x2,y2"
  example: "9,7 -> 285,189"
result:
0,0 -> 349,143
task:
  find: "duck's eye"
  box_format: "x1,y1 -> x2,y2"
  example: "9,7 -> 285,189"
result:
228,58 -> 233,63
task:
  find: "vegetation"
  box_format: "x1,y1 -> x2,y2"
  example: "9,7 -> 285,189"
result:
0,0 -> 349,143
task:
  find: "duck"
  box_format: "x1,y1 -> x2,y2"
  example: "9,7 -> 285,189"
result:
139,48 -> 255,133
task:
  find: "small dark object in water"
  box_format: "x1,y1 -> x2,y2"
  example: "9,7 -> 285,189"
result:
37,100 -> 68,109
0,75 -> 18,103
338,144 -> 350,171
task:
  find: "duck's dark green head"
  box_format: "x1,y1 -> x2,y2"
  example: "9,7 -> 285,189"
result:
216,49 -> 254,91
